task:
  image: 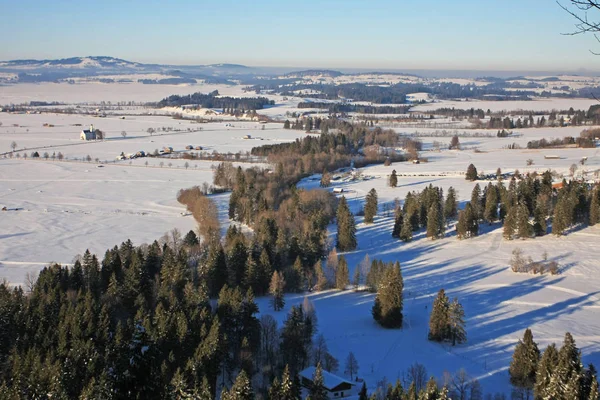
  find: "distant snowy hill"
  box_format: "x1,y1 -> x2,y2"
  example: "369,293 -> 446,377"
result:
0,56 -> 144,70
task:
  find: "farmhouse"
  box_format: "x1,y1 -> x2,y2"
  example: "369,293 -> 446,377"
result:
80,125 -> 97,141
299,367 -> 355,399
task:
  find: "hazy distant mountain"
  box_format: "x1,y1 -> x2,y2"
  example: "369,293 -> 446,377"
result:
0,56 -> 145,70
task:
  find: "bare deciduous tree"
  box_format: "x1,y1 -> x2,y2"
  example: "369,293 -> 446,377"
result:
559,1 -> 600,54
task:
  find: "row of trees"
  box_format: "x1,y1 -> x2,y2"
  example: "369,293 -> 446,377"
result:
509,329 -> 598,400
391,185 -> 458,242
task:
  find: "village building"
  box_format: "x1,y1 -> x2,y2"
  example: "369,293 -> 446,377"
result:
299,366 -> 356,399
80,125 -> 97,141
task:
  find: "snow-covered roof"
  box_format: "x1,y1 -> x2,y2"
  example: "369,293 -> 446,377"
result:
299,367 -> 355,391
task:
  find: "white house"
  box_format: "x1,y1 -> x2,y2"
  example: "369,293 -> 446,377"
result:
299,366 -> 356,399
80,125 -> 97,140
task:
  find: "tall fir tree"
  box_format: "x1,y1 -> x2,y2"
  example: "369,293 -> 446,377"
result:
336,196 -> 357,251
509,328 -> 540,398
466,164 -> 478,181
364,188 -> 379,224
484,183 -> 499,223
336,256 -> 350,290
448,298 -> 466,346
372,262 -> 403,328
392,208 -> 403,238
269,271 -> 286,311
389,170 -> 398,188
534,343 -> 559,399
503,203 -> 517,240
444,187 -> 458,220
428,289 -> 450,342
310,363 -> 329,400
516,203 -> 533,239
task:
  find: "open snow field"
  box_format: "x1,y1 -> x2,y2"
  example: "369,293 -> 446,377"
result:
0,113 -> 307,161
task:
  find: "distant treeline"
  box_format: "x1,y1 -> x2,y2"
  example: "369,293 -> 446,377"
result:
155,90 -> 274,110
250,81 -> 533,103
297,102 -> 410,114
139,78 -> 197,85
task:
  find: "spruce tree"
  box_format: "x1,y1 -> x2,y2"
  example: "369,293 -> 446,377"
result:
534,344 -> 559,399
448,298 -> 466,346
389,170 -> 398,188
426,203 -> 442,240
269,271 -> 286,311
310,363 -> 328,400
364,188 -> 378,224
444,187 -> 458,220
336,256 -> 349,290
590,187 -> 600,226
372,262 -> 403,328
466,164 -> 478,181
516,203 -> 533,239
223,370 -> 254,400
400,214 -> 413,242
392,209 -> 403,238
533,200 -> 548,236
428,289 -> 450,342
503,203 -> 516,240
314,260 -> 328,291
422,377 -> 439,400
470,184 -> 482,222
589,376 -> 599,400
456,209 -> 468,239
509,328 -> 540,397
549,332 -> 583,399
484,183 -> 498,223
336,196 -> 357,251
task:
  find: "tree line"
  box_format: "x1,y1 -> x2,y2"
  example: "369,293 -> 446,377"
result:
155,90 -> 274,110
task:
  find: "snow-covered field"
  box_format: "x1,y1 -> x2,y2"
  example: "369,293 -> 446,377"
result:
2,82 -> 600,395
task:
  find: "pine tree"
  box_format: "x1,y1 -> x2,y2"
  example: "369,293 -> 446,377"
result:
428,289 -> 450,342
223,370 -> 254,400
590,187 -> 600,226
426,203 -> 443,240
364,188 -> 378,224
534,343 -> 559,399
549,332 -> 583,399
456,209 -> 468,239
533,202 -> 547,237
310,363 -> 329,400
279,365 -> 297,400
484,184 -> 498,223
552,197 -> 569,236
336,196 -> 357,251
320,169 -> 331,188
515,203 -> 532,239
359,382 -> 368,400
269,271 -> 286,311
314,260 -> 328,291
421,377 -> 439,400
372,262 -> 403,328
470,184 -> 482,222
336,256 -> 349,290
269,377 -> 282,400
389,170 -> 398,188
392,208 -> 403,238
444,187 -> 458,220
589,376 -> 599,400
400,214 -> 413,242
448,298 -> 466,346
503,203 -> 517,240
466,164 -> 478,181
509,328 -> 540,397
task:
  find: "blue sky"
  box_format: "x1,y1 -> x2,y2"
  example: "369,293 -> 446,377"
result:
0,0 -> 599,71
